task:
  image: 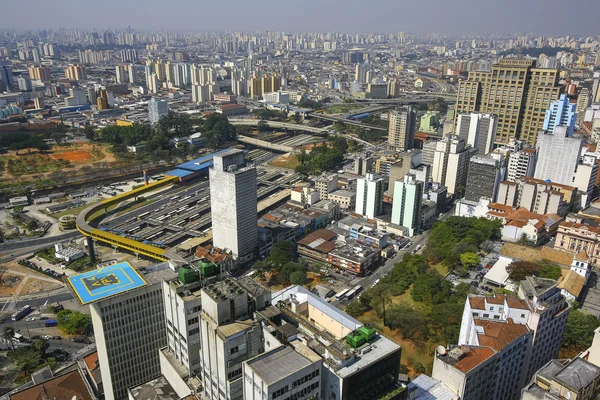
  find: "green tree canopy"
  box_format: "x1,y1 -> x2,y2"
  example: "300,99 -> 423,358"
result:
57,309 -> 92,335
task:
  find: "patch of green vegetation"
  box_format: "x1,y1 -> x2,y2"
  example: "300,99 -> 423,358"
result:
50,203 -> 91,219
57,309 -> 92,335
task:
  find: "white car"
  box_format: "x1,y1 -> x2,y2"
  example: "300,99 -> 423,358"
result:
42,335 -> 51,340
26,317 -> 35,322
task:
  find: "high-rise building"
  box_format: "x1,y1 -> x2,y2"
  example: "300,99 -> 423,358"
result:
16,76 -> 32,91
464,155 -> 503,202
534,126 -> 583,186
431,136 -> 477,195
455,59 -> 562,145
496,177 -> 574,216
127,63 -> 136,84
75,262 -> 177,400
209,149 -> 258,261
543,93 -> 577,136
147,73 -> 160,94
391,174 -> 423,236
0,66 -> 14,89
507,147 -> 536,182
355,63 -> 369,84
97,89 -> 110,110
148,98 -> 169,124
64,64 -> 87,81
592,71 -> 600,104
387,107 -> 416,151
355,173 -> 384,219
191,84 -> 211,103
456,112 -> 497,155
576,87 -> 591,122
115,64 -> 128,84
28,65 -> 51,81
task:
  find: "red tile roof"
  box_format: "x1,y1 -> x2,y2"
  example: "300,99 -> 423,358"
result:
475,318 -> 529,352
9,370 -> 94,400
452,346 -> 496,373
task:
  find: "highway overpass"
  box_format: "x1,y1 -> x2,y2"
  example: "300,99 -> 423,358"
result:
237,135 -> 295,152
230,119 -> 327,134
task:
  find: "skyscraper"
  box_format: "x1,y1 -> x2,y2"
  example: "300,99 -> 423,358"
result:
127,63 -> 136,84
355,63 -> 369,84
0,66 -> 14,89
431,136 -> 477,196
115,64 -> 128,84
455,59 -> 562,145
388,107 -> 416,151
355,173 -> 384,219
456,112 -> 497,155
391,174 -> 423,236
463,155 -> 503,202
209,149 -> 258,262
543,93 -> 577,136
148,98 -> 169,124
64,64 -> 87,81
534,126 -> 583,186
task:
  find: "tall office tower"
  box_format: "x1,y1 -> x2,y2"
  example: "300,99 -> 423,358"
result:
592,71 -> 600,104
543,93 -> 577,136
127,63 -> 136,84
432,136 -> 477,195
16,76 -> 32,91
456,113 -> 497,154
0,66 -> 14,89
78,262 -> 177,400
162,267 -> 203,375
576,87 -> 590,122
388,107 -> 416,151
507,147 -> 536,181
64,64 -> 87,81
355,173 -> 384,219
455,59 -> 562,145
148,98 -> 169,125
200,278 -> 270,400
535,126 -> 583,186
147,73 -> 160,94
457,279 -> 569,399
115,64 -> 128,84
391,174 -> 423,236
355,63 -> 368,84
463,155 -> 503,202
210,149 -> 258,261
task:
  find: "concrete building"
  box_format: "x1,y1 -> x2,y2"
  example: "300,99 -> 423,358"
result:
464,155 -> 503,202
80,262 -> 178,400
327,189 -> 356,211
64,64 -> 87,81
456,112 -> 497,155
28,65 -> 51,81
496,177 -> 574,217
391,174 -> 423,237
573,153 -> 599,207
454,58 -> 562,145
388,150 -> 423,192
210,149 -> 258,262
314,173 -> 338,201
431,136 -> 477,196
148,98 -> 169,125
388,107 -> 416,151
535,126 -> 584,187
544,94 -> 577,136
355,173 -> 384,219
507,147 -> 536,182
419,111 -> 439,134
115,64 -> 128,84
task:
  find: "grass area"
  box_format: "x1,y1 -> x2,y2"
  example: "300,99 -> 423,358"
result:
390,287 -> 415,307
269,153 -> 299,169
1,153 -> 70,176
323,105 -> 361,114
430,262 -> 447,276
50,203 -> 92,219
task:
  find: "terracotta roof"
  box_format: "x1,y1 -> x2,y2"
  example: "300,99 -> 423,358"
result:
9,370 -> 94,400
557,270 -> 586,298
452,346 -> 496,373
488,203 -> 514,212
469,297 -> 485,310
475,318 -> 529,352
505,298 -> 529,310
540,246 -> 577,267
575,249 -> 589,262
485,295 -> 505,305
83,351 -> 99,371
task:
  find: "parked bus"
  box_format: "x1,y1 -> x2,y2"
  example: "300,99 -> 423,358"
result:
346,285 -> 363,300
170,195 -> 180,202
11,305 -> 31,321
335,288 -> 350,300
45,319 -> 58,327
137,212 -> 150,220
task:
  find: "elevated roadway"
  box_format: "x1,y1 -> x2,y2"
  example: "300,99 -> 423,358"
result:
230,119 -> 327,134
237,135 -> 295,152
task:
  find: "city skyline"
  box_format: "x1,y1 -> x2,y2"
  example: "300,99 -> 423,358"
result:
4,0 -> 600,36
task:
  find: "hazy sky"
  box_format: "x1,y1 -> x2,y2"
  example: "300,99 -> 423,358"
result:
5,0 -> 600,36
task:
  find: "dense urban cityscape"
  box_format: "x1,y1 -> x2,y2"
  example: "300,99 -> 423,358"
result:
0,5 -> 599,400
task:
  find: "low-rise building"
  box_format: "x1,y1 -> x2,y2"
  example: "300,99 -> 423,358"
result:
486,204 -> 563,245
327,243 -> 379,275
297,229 -> 338,263
327,189 -> 356,211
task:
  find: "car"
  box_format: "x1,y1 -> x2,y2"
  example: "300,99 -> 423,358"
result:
52,336 -> 62,340
60,264 -> 67,269
26,317 -> 35,322
42,335 -> 51,340
39,316 -> 48,320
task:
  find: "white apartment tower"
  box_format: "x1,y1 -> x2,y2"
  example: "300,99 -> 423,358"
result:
431,135 -> 477,196
535,126 -> 583,186
456,112 -> 498,155
391,174 -> 423,237
209,149 -> 258,261
355,173 -> 384,219
148,97 -> 169,125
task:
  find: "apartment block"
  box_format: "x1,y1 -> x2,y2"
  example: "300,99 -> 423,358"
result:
456,112 -> 497,155
496,177 -> 574,217
314,173 -> 338,201
431,136 -> 477,196
464,155 -> 503,202
388,107 -> 416,151
355,173 -> 384,219
391,174 -> 424,236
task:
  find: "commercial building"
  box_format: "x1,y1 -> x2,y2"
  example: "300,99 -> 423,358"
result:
388,150 -> 423,191
210,149 -> 258,261
431,136 -> 477,196
391,174 -> 423,236
496,177 -> 574,217
464,155 -> 503,202
544,94 -> 577,136
68,262 -> 177,400
534,126 -> 583,187
419,111 -> 439,134
388,107 -> 416,151
148,98 -> 169,124
314,173 -> 338,201
327,189 -> 356,211
454,58 -> 562,145
355,173 -> 384,219
327,243 -> 379,276
456,112 -> 497,155
507,147 -> 536,182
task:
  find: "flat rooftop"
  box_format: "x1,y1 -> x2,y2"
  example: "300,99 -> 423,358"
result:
68,262 -> 147,305
128,376 -> 180,400
246,345 -> 319,385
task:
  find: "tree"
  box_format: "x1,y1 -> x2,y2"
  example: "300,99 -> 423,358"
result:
507,261 -> 540,281
562,310 -> 600,352
3,326 -> 15,352
290,271 -> 308,285
269,241 -> 296,265
293,112 -> 302,123
51,132 -> 66,145
257,120 -> 269,132
369,284 -> 393,327
82,125 -> 96,140
32,339 -> 49,357
26,220 -> 38,232
460,252 -> 480,270
345,300 -> 370,317
56,309 -> 92,335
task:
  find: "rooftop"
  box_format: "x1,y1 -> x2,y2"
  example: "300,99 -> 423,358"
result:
436,345 -> 496,374
557,270 -> 586,298
520,276 -> 558,299
475,318 -> 529,352
553,358 -> 600,391
246,345 -> 319,386
407,374 -> 458,400
9,369 -> 94,400
128,375 -> 180,400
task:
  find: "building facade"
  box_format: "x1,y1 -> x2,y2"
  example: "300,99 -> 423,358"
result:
464,155 -> 503,202
534,126 -> 583,186
456,112 -> 497,155
543,93 -> 577,136
355,173 -> 384,219
388,107 -> 416,151
391,174 -> 423,236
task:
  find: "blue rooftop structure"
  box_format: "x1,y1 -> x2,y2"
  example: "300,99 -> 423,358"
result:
165,168 -> 195,179
68,262 -> 147,305
176,148 -> 232,172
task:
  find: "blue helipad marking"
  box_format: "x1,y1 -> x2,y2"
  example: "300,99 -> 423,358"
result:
68,262 -> 147,305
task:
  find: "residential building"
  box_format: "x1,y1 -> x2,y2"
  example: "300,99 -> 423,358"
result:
464,155 -> 503,202
419,111 -> 439,134
456,112 -> 497,155
544,94 -> 577,136
148,98 -> 169,125
507,148 -> 536,182
573,154 -> 599,207
0,66 -> 14,89
355,173 -> 384,219
431,135 -> 477,196
314,173 -> 338,201
327,189 -> 356,211
388,150 -> 423,191
81,262 -> 177,400
328,242 -> 380,275
115,64 -> 128,84
64,64 -> 87,81
391,174 -> 423,237
534,126 -> 584,187
521,358 -> 600,400
388,107 -> 416,151
209,149 -> 258,262
496,177 -> 574,217
28,65 -> 51,81
454,58 -> 562,145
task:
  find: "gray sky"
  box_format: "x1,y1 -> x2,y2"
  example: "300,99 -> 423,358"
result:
5,0 -> 600,36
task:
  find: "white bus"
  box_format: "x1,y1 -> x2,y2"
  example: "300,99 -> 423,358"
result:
335,288 -> 350,300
